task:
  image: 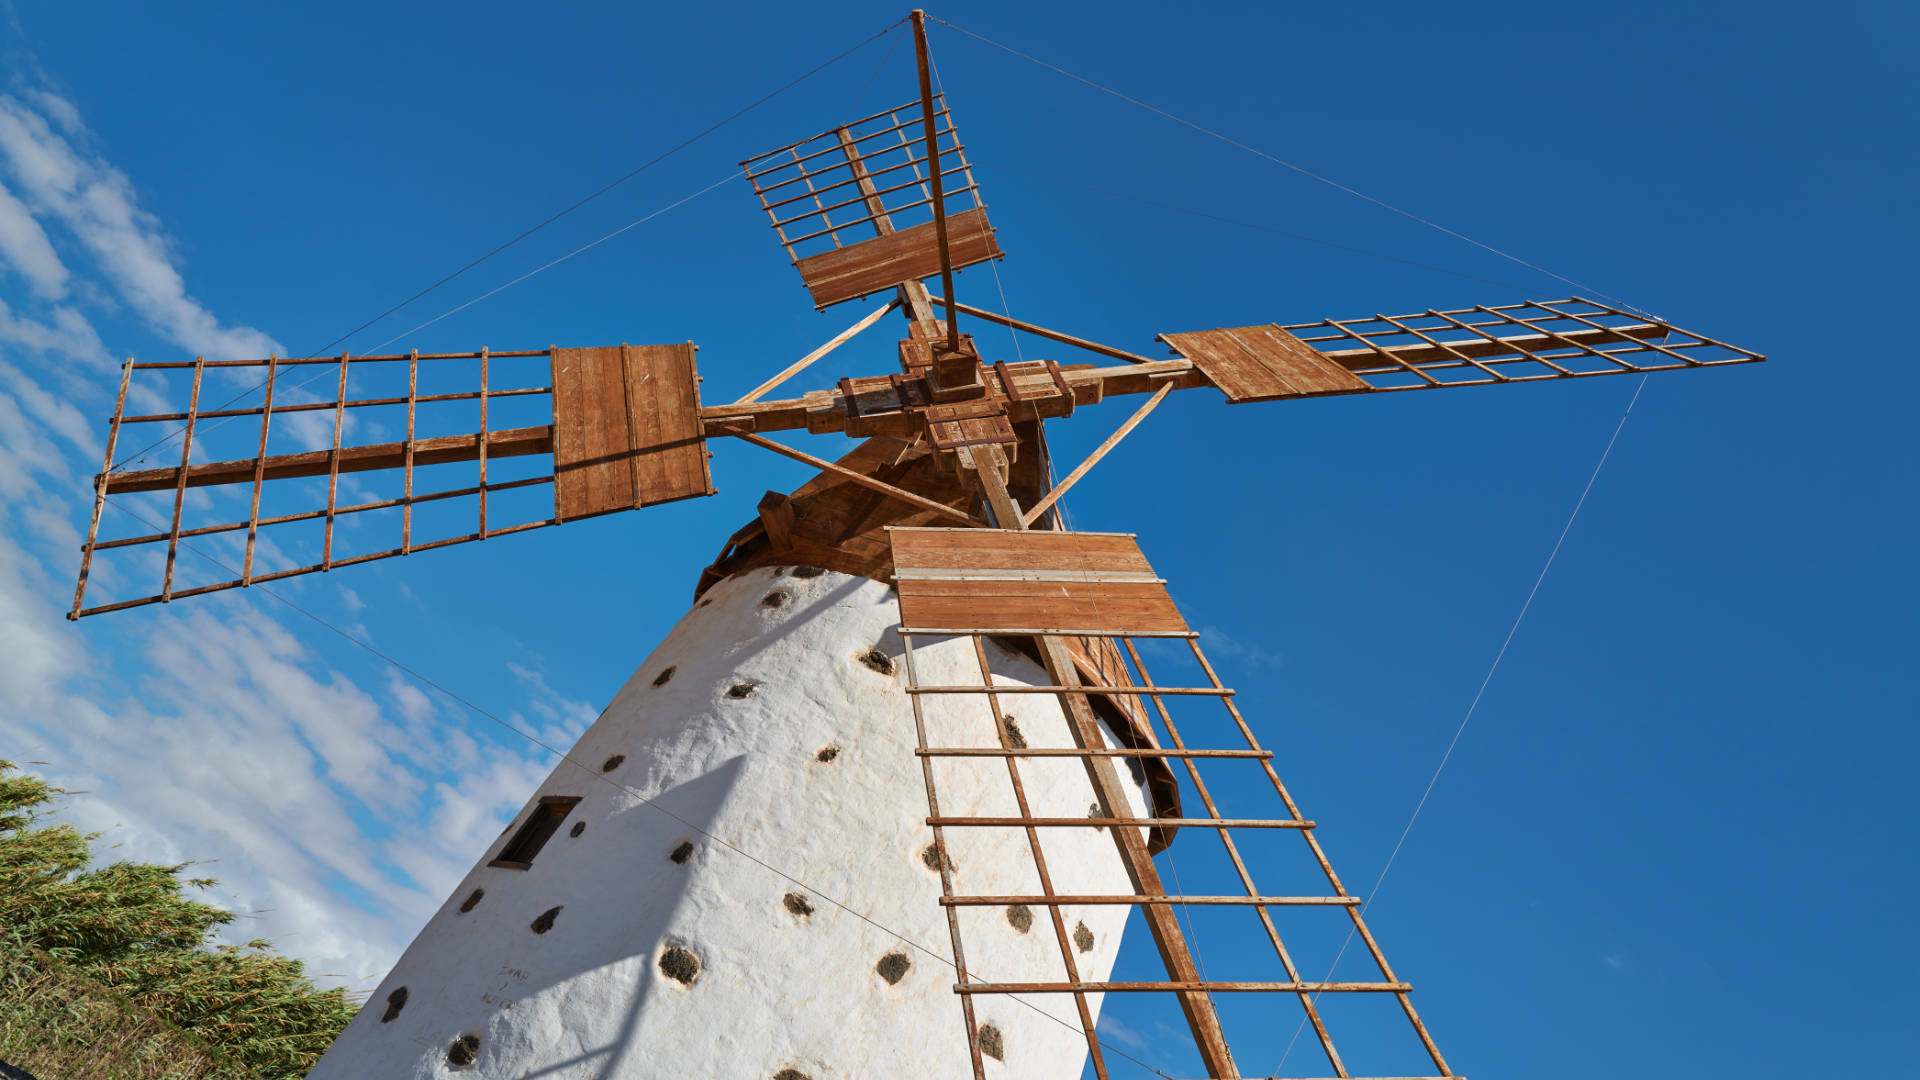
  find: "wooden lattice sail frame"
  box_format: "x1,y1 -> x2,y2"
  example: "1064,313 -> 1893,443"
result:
741,92 -> 1002,310
892,527 -> 1451,1078
63,10 -> 1767,1079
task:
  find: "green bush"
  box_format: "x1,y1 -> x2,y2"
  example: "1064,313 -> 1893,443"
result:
0,762 -> 355,1079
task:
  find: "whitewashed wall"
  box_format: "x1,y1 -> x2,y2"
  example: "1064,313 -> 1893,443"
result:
309,565 -> 1151,1080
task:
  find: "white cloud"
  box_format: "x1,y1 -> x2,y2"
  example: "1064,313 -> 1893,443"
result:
0,92 -> 282,367
0,177 -> 67,299
508,660 -> 600,747
1098,1012 -> 1151,1050
0,298 -> 107,367
0,84 -> 562,995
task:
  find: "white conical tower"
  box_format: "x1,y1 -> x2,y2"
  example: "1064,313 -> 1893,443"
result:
308,564 -> 1152,1079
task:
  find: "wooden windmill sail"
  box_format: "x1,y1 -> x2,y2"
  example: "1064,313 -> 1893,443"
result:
67,12 -> 1763,1080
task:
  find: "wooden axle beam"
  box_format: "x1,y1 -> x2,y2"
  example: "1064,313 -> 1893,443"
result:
93,321 -> 1686,497
101,426 -> 553,495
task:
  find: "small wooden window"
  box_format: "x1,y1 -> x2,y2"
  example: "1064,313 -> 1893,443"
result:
490,796 -> 581,870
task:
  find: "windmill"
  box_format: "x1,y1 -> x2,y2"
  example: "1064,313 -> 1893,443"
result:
65,11 -> 1764,1079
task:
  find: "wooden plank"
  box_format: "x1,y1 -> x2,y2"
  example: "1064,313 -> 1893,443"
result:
551,345 -> 635,520
892,528 -> 1150,573
104,427 -> 553,494
796,206 -> 1002,309
1161,325 -> 1369,403
622,343 -> 711,506
891,528 -> 1185,634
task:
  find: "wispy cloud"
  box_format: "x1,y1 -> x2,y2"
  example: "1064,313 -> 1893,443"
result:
0,89 -> 281,366
0,80 -> 558,993
1098,1011 -> 1151,1050
0,177 -> 66,299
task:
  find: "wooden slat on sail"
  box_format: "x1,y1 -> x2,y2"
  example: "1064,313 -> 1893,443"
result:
1160,324 -> 1371,402
552,343 -> 711,520
889,527 -> 1185,635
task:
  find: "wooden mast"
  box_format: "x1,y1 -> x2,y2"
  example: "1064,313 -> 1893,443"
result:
911,10 -> 962,354
897,14 -> 1237,1072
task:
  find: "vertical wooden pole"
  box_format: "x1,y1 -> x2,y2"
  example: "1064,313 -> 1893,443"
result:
403,348 -> 418,554
968,634 -> 1111,1080
161,357 -> 204,602
900,631 -> 989,1080
911,9 -> 961,354
242,353 -> 277,585
478,347 -> 490,539
69,357 -> 134,619
322,351 -> 349,570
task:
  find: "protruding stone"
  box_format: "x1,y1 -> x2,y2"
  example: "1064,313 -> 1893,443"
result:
446,1034 -> 480,1067
875,952 -> 911,985
659,946 -> 700,986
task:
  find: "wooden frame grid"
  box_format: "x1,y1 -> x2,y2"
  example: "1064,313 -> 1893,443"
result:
1163,297 -> 1763,403
742,95 -> 984,261
899,625 -> 1457,1080
71,348 -> 563,619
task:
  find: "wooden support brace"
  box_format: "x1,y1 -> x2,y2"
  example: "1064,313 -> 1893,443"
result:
722,427 -> 983,526
1022,381 -> 1173,526
735,298 -> 899,405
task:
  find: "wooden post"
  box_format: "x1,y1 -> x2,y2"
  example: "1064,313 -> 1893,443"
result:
242,353 -> 277,584
69,357 -> 133,619
403,348 -> 418,554
161,357 -> 205,601
911,10 -> 961,354
323,351 -> 349,570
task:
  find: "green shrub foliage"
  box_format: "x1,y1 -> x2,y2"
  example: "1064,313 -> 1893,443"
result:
0,761 -> 355,1079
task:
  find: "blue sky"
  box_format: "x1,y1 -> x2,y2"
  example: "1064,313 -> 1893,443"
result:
0,1 -> 1913,1076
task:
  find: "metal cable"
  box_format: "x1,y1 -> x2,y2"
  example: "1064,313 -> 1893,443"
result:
110,16 -> 906,472
93,497 -> 1181,1079
1274,373 -> 1652,1073
926,13 -> 1653,318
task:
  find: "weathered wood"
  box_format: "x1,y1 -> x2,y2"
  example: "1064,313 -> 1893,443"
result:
552,343 -> 711,520
891,528 -> 1151,573
103,427 -> 555,494
322,352 -> 349,569
734,299 -> 898,405
930,295 -> 1156,365
162,357 -> 205,599
725,429 -> 981,525
242,354 -> 276,584
1161,324 -> 1371,402
1022,382 -> 1173,525
551,345 -> 633,519
912,10 -> 963,355
795,207 -> 1002,309
69,358 -> 132,619
756,491 -> 796,549
891,528 -> 1186,636
623,343 -> 710,506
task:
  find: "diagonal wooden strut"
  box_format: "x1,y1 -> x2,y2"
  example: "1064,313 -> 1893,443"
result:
1022,381 -> 1174,526
722,427 -> 983,526
929,294 -> 1156,366
734,298 -> 900,405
